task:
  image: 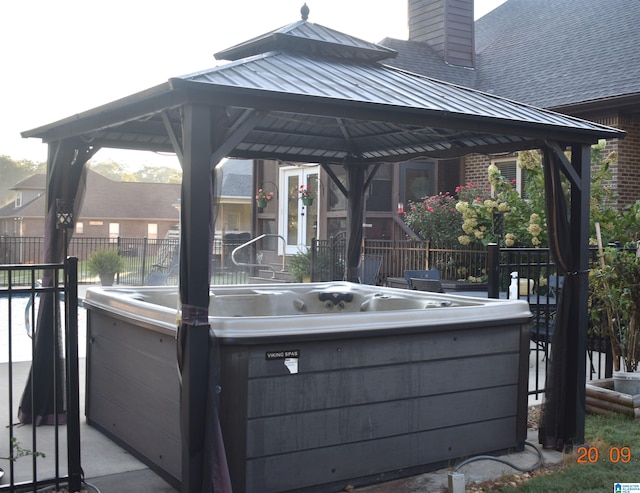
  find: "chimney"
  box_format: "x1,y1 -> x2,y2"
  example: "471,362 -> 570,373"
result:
408,0 -> 475,68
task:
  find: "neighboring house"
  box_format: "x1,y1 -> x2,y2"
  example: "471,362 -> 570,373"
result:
0,160 -> 252,242
253,0 -> 640,264
0,161 -> 251,269
0,170 -> 181,239
215,158 -> 253,238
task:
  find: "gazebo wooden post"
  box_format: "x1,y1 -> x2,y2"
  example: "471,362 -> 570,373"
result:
566,143 -> 591,446
179,103 -> 214,492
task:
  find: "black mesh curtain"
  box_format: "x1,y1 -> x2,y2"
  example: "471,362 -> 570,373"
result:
538,146 -> 584,450
346,165 -> 366,282
19,140 -> 93,425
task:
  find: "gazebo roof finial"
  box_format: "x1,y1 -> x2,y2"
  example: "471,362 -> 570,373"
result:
301,3 -> 309,21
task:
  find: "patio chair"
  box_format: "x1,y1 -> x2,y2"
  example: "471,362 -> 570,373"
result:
146,244 -> 180,285
410,278 -> 444,293
403,268 -> 441,289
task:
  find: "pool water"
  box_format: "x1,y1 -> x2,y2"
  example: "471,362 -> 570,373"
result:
0,296 -> 87,364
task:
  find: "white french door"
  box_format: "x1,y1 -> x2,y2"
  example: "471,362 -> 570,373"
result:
279,167 -> 319,255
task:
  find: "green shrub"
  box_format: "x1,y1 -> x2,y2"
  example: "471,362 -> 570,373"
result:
87,248 -> 124,275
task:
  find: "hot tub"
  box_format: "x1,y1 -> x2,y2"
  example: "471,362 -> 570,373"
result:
83,282 -> 531,492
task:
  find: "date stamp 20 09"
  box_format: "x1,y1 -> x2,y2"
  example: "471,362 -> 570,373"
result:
576,447 -> 640,491
576,446 -> 635,464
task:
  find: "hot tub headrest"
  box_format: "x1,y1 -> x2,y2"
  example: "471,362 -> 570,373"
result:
318,291 -> 354,306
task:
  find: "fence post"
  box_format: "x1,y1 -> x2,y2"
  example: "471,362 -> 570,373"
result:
140,237 -> 148,286
311,238 -> 317,282
487,243 -> 499,299
425,240 -> 430,270
65,257 -> 82,492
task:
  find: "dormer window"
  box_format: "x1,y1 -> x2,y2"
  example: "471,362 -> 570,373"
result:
15,192 -> 22,208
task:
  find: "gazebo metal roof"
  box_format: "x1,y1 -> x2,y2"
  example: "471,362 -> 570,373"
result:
23,19 -> 622,164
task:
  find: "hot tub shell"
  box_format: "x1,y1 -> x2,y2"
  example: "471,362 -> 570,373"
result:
83,282 -> 531,492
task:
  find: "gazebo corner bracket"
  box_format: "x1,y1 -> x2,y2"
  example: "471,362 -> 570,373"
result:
161,110 -> 183,166
209,108 -> 270,170
544,140 -> 582,189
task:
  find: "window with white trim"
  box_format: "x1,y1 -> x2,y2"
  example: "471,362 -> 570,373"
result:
494,158 -> 527,197
109,223 -> 120,242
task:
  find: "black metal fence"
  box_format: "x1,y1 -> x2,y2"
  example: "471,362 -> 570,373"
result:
486,244 -> 613,400
311,234 -> 346,282
0,259 -> 82,492
0,236 -> 251,287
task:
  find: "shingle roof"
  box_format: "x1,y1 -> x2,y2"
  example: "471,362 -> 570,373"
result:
385,0 -> 640,111
475,0 -> 640,109
219,159 -> 252,198
0,171 -> 181,221
10,174 -> 46,191
379,38 -> 476,88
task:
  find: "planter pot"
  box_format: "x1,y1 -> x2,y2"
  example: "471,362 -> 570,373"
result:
586,378 -> 640,419
99,273 -> 115,286
613,371 -> 640,395
302,197 -> 313,206
257,198 -> 268,208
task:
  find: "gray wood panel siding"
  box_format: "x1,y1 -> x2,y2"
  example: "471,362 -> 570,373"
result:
245,418 -> 517,493
85,311 -> 182,485
220,321 -> 528,493
86,308 -> 529,493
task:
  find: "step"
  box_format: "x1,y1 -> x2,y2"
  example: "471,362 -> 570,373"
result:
257,269 -> 293,282
247,276 -> 291,284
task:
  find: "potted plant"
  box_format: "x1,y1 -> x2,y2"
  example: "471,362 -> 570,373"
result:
255,188 -> 274,208
589,246 -> 640,394
288,249 -> 312,282
299,184 -> 313,206
87,248 -> 124,286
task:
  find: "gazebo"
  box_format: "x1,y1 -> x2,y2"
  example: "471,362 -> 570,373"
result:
22,7 -> 625,492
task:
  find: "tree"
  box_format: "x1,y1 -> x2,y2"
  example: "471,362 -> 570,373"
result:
133,165 -> 182,183
403,141 -> 619,249
88,160 -> 182,183
0,155 -> 45,206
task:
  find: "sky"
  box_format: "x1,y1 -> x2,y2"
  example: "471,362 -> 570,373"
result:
0,0 -> 506,170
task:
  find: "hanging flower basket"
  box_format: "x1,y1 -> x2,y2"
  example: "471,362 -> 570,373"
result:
299,185 -> 313,206
256,189 -> 274,208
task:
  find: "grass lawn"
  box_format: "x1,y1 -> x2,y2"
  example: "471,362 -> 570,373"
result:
499,414 -> 640,492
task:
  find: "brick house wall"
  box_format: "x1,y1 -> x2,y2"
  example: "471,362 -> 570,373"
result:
609,114 -> 640,206
462,153 -> 493,190
459,112 -> 640,208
